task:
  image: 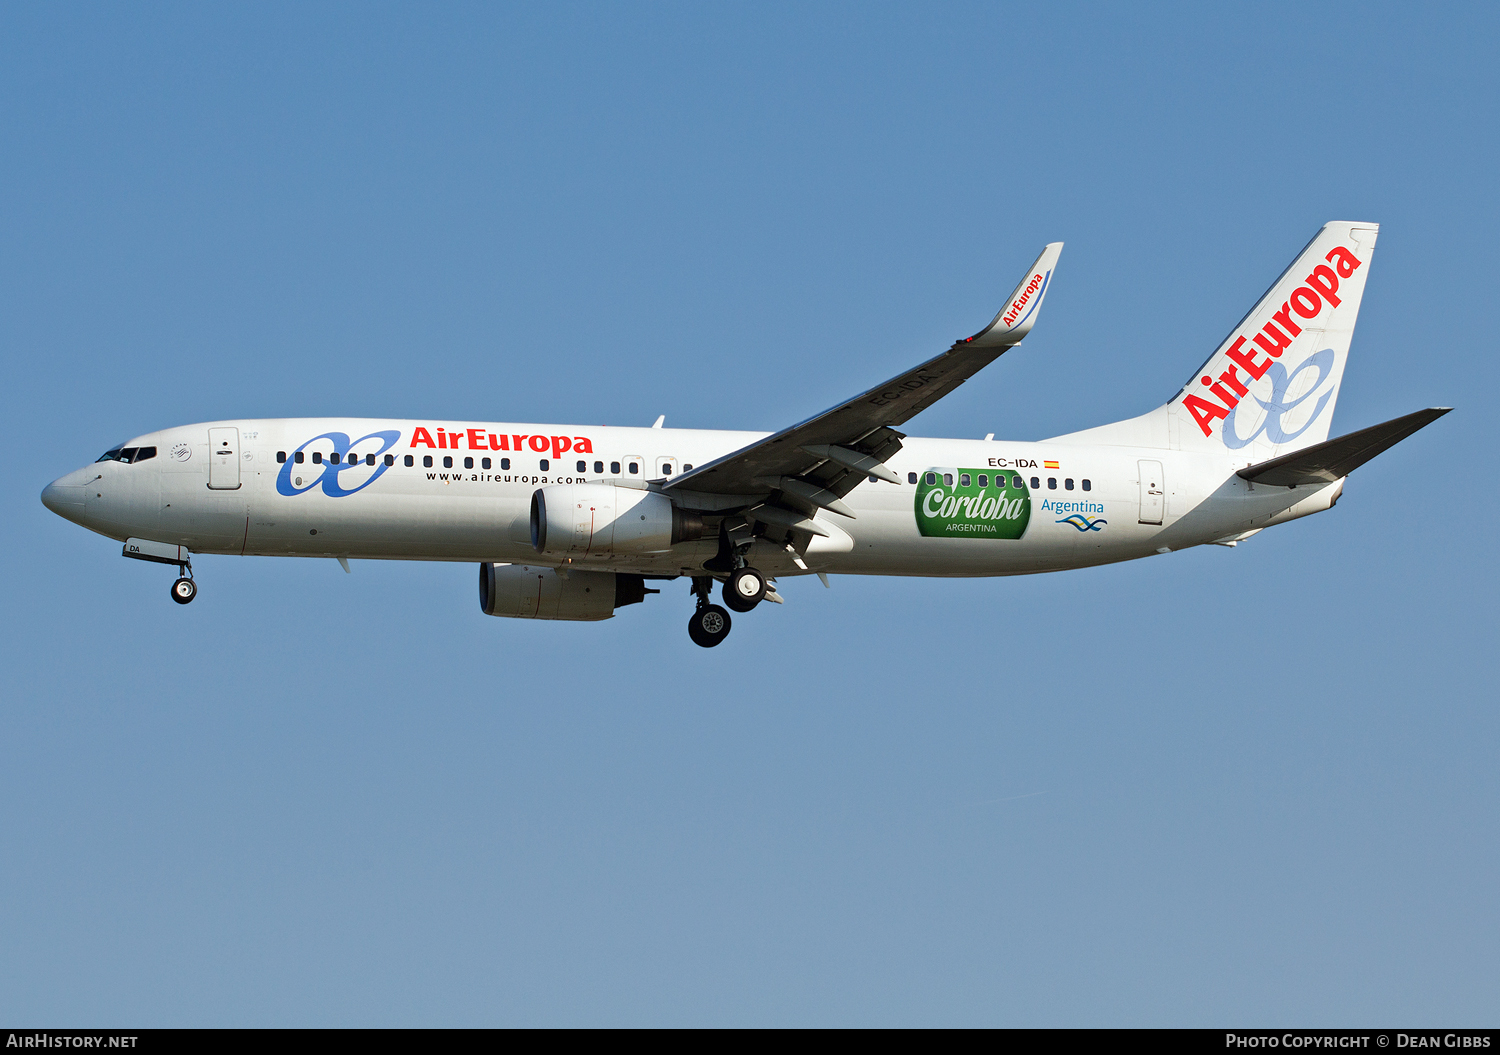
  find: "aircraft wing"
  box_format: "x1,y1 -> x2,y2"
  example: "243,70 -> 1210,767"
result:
665,242 -> 1063,515
1237,407 -> 1451,487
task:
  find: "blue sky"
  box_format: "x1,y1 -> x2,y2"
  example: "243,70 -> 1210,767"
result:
2,2 -> 1496,1026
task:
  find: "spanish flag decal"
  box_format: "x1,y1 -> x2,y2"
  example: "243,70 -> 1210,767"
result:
1044,460 -> 1059,469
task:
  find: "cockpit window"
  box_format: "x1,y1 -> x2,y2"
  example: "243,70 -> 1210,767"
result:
96,445 -> 157,464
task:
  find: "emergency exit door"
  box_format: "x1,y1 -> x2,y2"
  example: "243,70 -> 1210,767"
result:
208,427 -> 241,490
1138,460 -> 1163,525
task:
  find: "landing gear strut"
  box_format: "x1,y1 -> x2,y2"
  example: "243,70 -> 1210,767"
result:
687,576 -> 732,647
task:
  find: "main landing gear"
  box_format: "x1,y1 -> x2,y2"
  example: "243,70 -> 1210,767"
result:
722,566 -> 766,612
686,566 -> 771,647
687,576 -> 732,648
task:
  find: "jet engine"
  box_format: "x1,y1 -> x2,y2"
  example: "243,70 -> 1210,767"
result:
530,484 -> 703,558
479,563 -> 654,621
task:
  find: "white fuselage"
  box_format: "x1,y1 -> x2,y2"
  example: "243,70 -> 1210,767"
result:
42,417 -> 1342,580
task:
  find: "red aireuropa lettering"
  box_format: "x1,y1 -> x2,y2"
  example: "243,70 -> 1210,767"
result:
1252,321 -> 1294,359
1184,394 -> 1231,436
409,427 -> 591,455
1290,287 -> 1322,318
1204,374 -> 1240,408
1182,243 -> 1363,440
1272,302 -> 1303,338
1226,337 -> 1273,381
1218,365 -> 1249,397
1305,264 -> 1342,307
1326,245 -> 1361,278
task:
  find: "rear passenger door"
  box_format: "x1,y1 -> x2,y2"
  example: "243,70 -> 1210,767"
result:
1138,460 -> 1164,525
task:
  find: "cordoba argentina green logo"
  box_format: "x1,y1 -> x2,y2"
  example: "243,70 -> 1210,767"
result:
914,467 -> 1030,539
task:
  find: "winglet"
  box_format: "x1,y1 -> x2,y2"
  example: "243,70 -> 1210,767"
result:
964,242 -> 1063,347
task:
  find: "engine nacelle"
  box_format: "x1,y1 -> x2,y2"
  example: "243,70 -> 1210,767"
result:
479,563 -> 652,621
530,484 -> 703,557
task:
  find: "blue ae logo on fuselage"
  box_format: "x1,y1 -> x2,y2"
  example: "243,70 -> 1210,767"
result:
276,430 -> 402,498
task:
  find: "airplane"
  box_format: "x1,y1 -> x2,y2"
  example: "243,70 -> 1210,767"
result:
41,221 -> 1448,647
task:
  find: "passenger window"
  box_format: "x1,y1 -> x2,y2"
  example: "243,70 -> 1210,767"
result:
135,447 -> 157,462
925,472 -> 935,485
960,474 -> 971,487
277,451 -> 286,463
664,464 -> 673,476
482,457 -> 491,470
443,456 -> 453,468
1047,477 -> 1057,489
1030,476 -> 1039,488
385,455 -> 395,467
594,461 -> 604,473
611,461 -> 621,474
295,451 -> 305,464
908,472 -> 918,484
464,457 -> 474,469
500,458 -> 510,470
1082,479 -> 1091,491
1065,478 -> 1074,490
423,456 -> 433,468
540,459 -> 550,471
1012,475 -> 1023,488
404,455 -> 413,467
366,454 -> 375,466
313,452 -> 323,464
628,461 -> 638,474
978,475 -> 987,487
943,473 -> 953,485
576,460 -> 586,472
683,464 -> 692,472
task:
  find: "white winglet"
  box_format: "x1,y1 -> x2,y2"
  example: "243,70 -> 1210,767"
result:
965,242 -> 1063,348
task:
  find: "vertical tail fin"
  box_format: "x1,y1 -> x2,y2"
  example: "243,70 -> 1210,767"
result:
1049,222 -> 1379,458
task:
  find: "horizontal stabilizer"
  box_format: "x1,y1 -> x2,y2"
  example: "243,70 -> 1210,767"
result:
1237,408 -> 1450,487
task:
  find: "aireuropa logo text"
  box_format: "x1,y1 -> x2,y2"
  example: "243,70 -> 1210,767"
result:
1183,244 -> 1363,448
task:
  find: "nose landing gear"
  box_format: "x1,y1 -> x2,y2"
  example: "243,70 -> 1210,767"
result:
170,576 -> 198,604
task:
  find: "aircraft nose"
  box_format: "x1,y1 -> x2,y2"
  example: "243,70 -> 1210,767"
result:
41,475 -> 86,516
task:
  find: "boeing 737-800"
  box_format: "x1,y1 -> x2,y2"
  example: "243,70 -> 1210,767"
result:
41,222 -> 1447,646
